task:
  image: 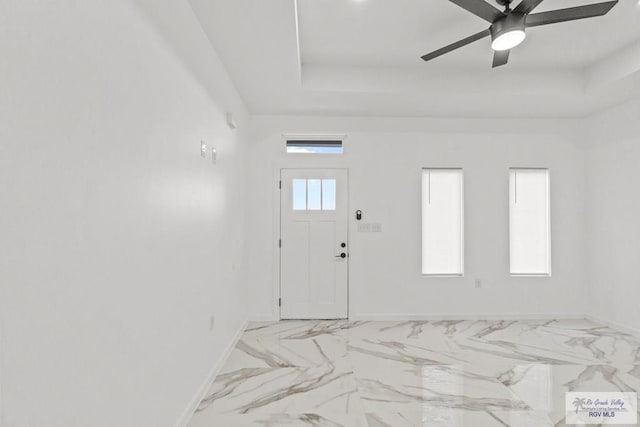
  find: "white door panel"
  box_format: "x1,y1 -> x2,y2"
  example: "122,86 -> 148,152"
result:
280,169 -> 348,319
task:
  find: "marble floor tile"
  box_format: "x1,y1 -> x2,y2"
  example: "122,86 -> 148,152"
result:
189,319 -> 640,427
499,363 -> 640,425
364,408 -> 553,427
189,412 -> 368,427
354,363 -> 531,424
197,362 -> 362,415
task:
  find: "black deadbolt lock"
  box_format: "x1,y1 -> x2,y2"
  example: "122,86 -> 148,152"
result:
341,242 -> 346,248
356,210 -> 362,220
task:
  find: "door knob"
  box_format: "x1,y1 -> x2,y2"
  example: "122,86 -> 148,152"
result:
335,253 -> 346,258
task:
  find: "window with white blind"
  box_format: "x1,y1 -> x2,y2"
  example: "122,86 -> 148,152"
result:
422,169 -> 464,276
509,169 -> 551,276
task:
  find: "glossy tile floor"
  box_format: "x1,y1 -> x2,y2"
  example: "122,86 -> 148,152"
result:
189,319 -> 640,426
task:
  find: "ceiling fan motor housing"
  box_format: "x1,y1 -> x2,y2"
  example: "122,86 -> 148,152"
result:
490,13 -> 526,50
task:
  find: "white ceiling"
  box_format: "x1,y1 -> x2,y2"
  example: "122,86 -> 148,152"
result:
189,0 -> 640,118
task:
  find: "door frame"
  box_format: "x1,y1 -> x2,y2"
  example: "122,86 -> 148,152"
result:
278,168 -> 350,320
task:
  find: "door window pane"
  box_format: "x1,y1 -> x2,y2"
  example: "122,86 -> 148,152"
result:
322,179 -> 336,210
307,179 -> 321,210
292,179 -> 307,210
292,178 -> 338,211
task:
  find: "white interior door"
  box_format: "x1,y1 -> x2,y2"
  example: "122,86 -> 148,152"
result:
280,169 -> 348,319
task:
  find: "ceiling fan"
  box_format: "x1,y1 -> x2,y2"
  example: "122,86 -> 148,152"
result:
421,0 -> 619,68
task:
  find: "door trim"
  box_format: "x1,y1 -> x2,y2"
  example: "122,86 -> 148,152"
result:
278,168 -> 350,320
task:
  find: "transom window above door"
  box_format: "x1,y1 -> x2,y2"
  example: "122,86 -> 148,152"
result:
286,139 -> 343,154
292,179 -> 336,211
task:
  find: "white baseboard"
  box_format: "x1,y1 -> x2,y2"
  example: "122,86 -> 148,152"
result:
349,313 -> 586,321
585,315 -> 640,338
248,315 -> 279,322
174,320 -> 247,427
248,313 -> 587,322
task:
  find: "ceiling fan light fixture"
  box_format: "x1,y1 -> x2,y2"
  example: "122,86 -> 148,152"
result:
490,13 -> 526,51
491,30 -> 526,51
420,0 -> 620,68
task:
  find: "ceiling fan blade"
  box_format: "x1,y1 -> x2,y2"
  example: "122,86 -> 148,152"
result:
421,29 -> 491,62
513,0 -> 544,15
448,0 -> 505,23
526,1 -> 618,27
492,50 -> 510,67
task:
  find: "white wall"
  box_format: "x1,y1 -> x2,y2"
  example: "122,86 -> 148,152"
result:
584,98 -> 640,336
0,1 -> 248,426
247,116 -> 588,320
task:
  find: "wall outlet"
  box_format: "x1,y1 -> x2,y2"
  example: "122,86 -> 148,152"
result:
475,279 -> 482,288
209,315 -> 215,331
201,140 -> 207,157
